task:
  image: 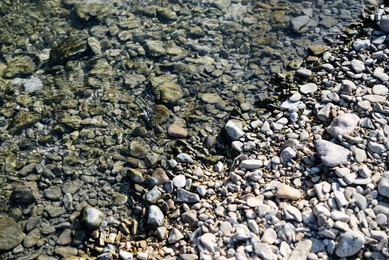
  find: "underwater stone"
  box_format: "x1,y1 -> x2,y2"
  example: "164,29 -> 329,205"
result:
4,56 -> 37,78
0,216 -> 25,251
7,111 -> 40,134
150,74 -> 183,104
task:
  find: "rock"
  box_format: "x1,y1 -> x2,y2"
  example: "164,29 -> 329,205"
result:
254,242 -> 276,260
144,40 -> 166,56
4,55 -> 37,78
379,15 -> 389,32
147,205 -> 164,227
181,210 -> 198,227
172,175 -> 186,188
276,184 -> 301,200
0,216 -> 25,251
179,254 -> 199,260
239,159 -> 263,169
315,140 -> 349,167
23,76 -> 43,93
176,188 -> 200,203
378,172 -> 389,198
119,251 -> 133,260
23,228 -> 41,248
44,186 -> 62,200
75,0 -> 113,21
224,120 -> 245,140
177,153 -> 193,163
167,228 -> 184,244
289,240 -> 312,260
300,83 -> 318,94
326,113 -> 360,137
199,233 -> 216,252
350,59 -> 365,73
11,182 -> 39,205
168,124 -> 188,138
80,206 -> 104,231
308,44 -> 330,55
280,147 -> 296,163
353,39 -> 370,51
152,168 -> 169,185
150,74 -> 183,104
54,246 -> 78,258
291,15 -> 310,31
7,111 -> 41,134
127,168 -> 144,184
335,231 -> 365,257
261,228 -> 277,244
57,229 -> 72,246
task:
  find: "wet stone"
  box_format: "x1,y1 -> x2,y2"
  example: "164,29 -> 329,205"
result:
80,206 -> 104,231
0,216 -> 25,251
7,111 -> 41,135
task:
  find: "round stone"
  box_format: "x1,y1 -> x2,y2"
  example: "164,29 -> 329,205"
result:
80,206 -> 104,231
167,124 -> 188,138
172,175 -> 186,188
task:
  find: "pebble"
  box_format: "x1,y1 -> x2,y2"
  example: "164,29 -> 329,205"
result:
225,120 -> 245,140
0,217 -> 25,251
239,159 -> 263,169
350,59 -> 365,73
289,240 -> 312,260
300,83 -> 318,94
176,188 -> 200,203
335,231 -> 365,257
177,153 -> 194,163
276,184 -> 301,200
172,175 -> 186,188
167,228 -> 184,244
168,124 -> 188,138
353,39 -> 370,51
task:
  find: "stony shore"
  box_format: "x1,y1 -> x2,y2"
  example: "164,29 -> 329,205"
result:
1,0 -> 389,260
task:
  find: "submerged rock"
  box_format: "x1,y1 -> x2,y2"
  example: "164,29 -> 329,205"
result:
0,216 -> 25,251
4,55 -> 37,78
150,74 -> 183,104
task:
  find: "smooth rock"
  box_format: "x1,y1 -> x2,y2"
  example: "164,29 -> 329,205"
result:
168,124 -> 188,138
315,140 -> 349,167
81,206 -> 104,231
176,188 -> 200,203
239,159 -> 263,170
335,231 -> 365,257
326,113 -> 360,137
0,217 -> 25,251
225,120 -> 245,140
300,83 -> 318,94
167,228 -> 184,244
276,184 -> 301,200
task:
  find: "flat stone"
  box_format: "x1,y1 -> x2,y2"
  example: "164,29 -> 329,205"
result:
177,153 -> 193,163
326,113 -> 360,137
181,210 -> 198,227
350,59 -> 365,73
379,15 -> 389,32
372,84 -> 388,95
284,204 -> 302,222
315,140 -> 349,167
280,147 -> 296,163
0,217 -> 25,251
54,246 -> 78,258
246,196 -> 264,207
353,39 -> 370,51
308,44 -> 330,56
291,15 -> 310,30
44,186 -> 62,200
276,184 -> 301,200
288,239 -> 312,260
199,233 -> 216,252
254,242 -> 276,260
335,231 -> 365,257
300,83 -> 318,94
176,188 -> 200,203
239,159 -> 263,170
23,228 -> 41,248
168,124 -> 188,138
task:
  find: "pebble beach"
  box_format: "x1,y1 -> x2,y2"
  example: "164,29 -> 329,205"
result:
1,0 -> 389,259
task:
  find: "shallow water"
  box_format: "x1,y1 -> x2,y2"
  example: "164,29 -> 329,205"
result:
0,0 -> 372,258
